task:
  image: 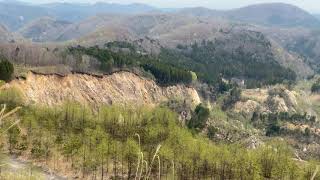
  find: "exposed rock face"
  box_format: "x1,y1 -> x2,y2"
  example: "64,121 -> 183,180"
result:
4,71 -> 201,107
267,96 -> 289,112
267,87 -> 298,112
234,86 -> 298,115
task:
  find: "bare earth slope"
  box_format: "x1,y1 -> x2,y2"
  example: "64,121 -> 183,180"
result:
5,71 -> 200,107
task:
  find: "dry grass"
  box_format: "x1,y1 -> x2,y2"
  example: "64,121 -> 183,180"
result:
242,88 -> 269,103
134,133 -> 162,180
0,105 -> 21,133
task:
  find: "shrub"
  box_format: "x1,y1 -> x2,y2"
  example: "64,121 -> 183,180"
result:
217,77 -> 232,93
207,126 -> 218,139
188,104 -> 210,130
266,118 -> 281,137
222,87 -> 242,110
304,128 -> 311,137
190,71 -> 198,82
31,139 -> 46,158
311,79 -> 320,93
0,59 -> 14,82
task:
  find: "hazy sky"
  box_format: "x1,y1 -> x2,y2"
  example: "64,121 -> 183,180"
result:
20,0 -> 320,13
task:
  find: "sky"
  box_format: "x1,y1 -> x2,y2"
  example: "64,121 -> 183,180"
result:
18,0 -> 320,13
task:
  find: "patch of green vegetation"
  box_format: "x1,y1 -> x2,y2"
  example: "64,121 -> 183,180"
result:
222,87 -> 242,110
0,102 -> 316,179
0,87 -> 25,109
0,80 -> 5,87
104,41 -> 136,51
211,105 -> 228,121
251,111 -> 317,137
207,125 -> 218,139
188,104 -> 210,130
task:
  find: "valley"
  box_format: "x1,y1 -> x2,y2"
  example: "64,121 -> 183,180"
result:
0,0 -> 320,179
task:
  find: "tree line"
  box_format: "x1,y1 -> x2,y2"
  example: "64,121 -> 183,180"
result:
69,45 -> 193,85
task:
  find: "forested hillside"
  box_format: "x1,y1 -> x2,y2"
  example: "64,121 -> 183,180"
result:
160,41 -> 296,87
66,41 -> 297,88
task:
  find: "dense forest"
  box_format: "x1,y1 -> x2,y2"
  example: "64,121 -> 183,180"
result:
160,41 -> 297,88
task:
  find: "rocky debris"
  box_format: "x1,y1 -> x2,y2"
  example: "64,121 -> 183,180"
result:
267,86 -> 297,112
4,71 -> 201,107
234,100 -> 261,116
234,86 -> 298,114
267,96 -> 289,112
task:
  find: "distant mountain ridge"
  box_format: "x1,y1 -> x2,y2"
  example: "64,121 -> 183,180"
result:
0,1 -> 319,32
227,3 -> 320,28
41,2 -> 159,22
0,1 -> 50,30
178,3 -> 320,28
0,1 -> 159,30
18,17 -> 72,42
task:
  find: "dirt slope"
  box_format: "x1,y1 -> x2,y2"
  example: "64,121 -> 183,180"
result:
5,71 -> 200,107
234,86 -> 299,116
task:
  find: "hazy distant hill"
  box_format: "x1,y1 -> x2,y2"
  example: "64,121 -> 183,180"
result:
18,17 -> 72,42
0,1 -> 159,30
179,3 -> 320,28
226,3 -> 320,28
0,1 -> 49,30
178,7 -> 221,17
1,1 -> 319,32
55,15 -> 127,42
270,28 -> 320,69
0,24 -> 15,42
41,2 -> 158,22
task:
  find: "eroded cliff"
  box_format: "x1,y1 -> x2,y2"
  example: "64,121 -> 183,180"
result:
3,71 -> 201,107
